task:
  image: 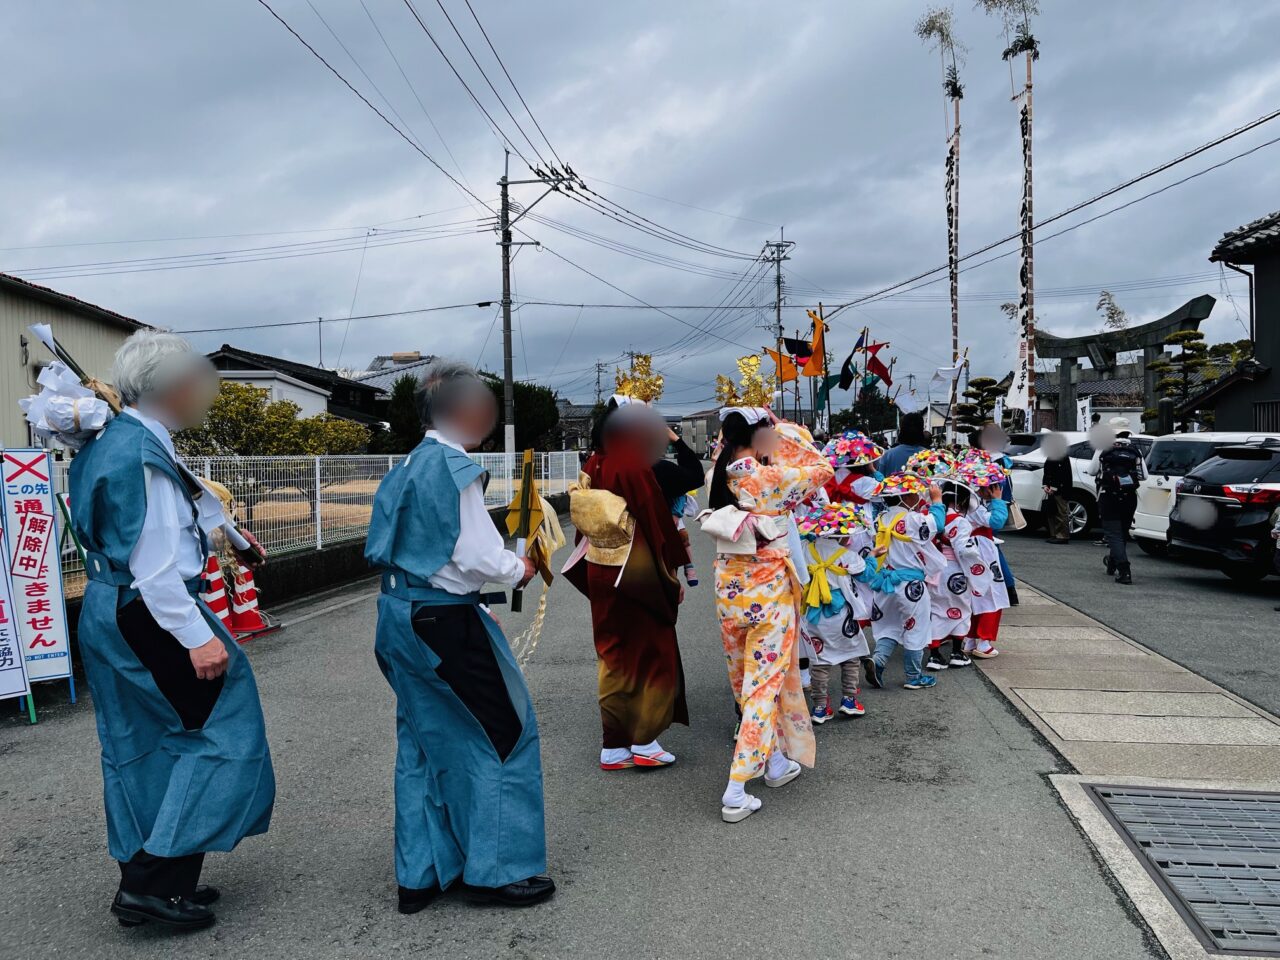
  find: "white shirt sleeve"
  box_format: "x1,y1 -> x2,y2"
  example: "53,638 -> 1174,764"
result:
223,522 -> 250,551
450,477 -> 526,587
1085,451 -> 1101,477
129,466 -> 214,650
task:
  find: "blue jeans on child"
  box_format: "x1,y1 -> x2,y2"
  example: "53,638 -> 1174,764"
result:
872,638 -> 924,683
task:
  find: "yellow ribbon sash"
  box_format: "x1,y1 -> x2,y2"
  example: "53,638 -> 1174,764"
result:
874,510 -> 914,569
804,541 -> 848,610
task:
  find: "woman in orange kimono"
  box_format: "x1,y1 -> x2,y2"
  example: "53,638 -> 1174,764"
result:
702,407 -> 834,822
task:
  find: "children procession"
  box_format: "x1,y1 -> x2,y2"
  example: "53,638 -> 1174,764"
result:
22,330 -> 1020,931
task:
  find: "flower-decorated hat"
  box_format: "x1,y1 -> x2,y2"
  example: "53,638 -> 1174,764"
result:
715,355 -> 775,424
822,430 -> 884,469
904,448 -> 957,479
795,502 -> 873,539
957,457 -> 1010,489
878,471 -> 930,499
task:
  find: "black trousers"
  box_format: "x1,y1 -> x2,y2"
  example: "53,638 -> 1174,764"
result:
411,604 -> 522,761
119,851 -> 205,898
114,598 -> 222,895
1099,492 -> 1137,571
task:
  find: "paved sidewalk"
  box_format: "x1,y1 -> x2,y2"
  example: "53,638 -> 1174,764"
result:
978,584 -> 1280,960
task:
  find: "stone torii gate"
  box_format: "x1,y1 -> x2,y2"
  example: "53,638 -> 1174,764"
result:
1034,294 -> 1215,429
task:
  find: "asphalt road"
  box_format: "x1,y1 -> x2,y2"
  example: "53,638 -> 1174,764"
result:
1002,527 -> 1280,715
1,528 -> 1162,960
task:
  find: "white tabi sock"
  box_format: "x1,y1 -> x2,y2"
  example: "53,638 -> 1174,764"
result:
766,750 -> 791,780
601,747 -> 631,765
722,779 -> 748,807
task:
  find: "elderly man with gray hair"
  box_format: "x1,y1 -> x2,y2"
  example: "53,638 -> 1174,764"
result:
365,359 -> 550,914
68,331 -> 274,931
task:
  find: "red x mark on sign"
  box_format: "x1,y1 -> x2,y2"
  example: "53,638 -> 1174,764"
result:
3,453 -> 48,484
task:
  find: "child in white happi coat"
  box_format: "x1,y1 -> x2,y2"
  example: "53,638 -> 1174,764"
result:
955,453 -> 1011,659
867,473 -> 947,690
904,450 -> 990,672
796,502 -> 878,723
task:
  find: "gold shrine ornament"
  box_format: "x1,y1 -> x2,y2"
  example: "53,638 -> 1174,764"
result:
715,355 -> 775,407
614,354 -> 664,402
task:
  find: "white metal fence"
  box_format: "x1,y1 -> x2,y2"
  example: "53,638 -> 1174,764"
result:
52,450 -> 578,598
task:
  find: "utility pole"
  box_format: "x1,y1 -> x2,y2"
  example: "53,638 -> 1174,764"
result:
498,149 -> 570,464
1022,48 -> 1037,430
594,361 -> 606,405
762,230 -> 795,410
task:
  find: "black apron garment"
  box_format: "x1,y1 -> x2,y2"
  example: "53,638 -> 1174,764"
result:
411,604 -> 523,762
117,597 -> 225,732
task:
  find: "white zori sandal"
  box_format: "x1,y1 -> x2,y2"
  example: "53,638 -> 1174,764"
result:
721,795 -> 763,823
764,759 -> 802,788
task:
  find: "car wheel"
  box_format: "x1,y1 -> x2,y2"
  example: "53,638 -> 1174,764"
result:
1066,493 -> 1095,536
1222,562 -> 1270,584
1135,538 -> 1167,557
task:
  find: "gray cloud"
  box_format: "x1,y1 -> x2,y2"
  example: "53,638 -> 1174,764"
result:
3,0 -> 1277,411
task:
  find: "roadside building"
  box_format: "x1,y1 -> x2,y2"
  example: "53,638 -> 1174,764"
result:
207,344 -> 385,426
554,398 -> 597,451
0,273 -> 151,447
1180,210 -> 1280,430
216,368 -> 331,418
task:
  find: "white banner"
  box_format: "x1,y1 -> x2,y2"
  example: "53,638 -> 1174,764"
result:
0,519 -> 30,701
1,450 -> 72,682
895,391 -> 926,414
1076,396 -> 1093,433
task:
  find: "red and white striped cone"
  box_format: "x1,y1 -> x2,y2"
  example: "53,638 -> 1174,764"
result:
229,563 -> 268,635
198,553 -> 233,634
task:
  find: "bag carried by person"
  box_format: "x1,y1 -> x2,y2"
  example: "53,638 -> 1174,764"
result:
1098,444 -> 1142,494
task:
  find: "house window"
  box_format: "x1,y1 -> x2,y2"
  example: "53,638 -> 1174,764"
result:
1256,400 -> 1280,432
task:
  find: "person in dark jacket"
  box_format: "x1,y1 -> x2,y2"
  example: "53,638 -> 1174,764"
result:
1040,433 -> 1072,543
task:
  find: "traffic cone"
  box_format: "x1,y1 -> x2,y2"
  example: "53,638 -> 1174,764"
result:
229,563 -> 268,634
198,553 -> 233,634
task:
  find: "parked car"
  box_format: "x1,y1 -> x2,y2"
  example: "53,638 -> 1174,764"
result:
1134,432 -> 1280,554
1008,431 -> 1154,535
1167,443 -> 1280,582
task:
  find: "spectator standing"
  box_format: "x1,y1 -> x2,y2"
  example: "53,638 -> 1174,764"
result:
1041,433 -> 1072,544
879,413 -> 931,475
1086,417 -> 1146,585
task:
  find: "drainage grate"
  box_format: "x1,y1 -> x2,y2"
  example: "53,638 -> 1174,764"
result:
1088,785 -> 1280,955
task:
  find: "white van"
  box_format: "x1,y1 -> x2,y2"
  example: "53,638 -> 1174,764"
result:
1134,432 -> 1280,553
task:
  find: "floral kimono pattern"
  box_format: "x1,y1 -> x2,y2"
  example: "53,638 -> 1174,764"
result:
714,425 -> 833,782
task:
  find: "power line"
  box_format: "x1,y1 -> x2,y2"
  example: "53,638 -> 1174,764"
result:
425,0 -> 550,169
174,300 -> 496,335
825,106 -> 1280,318
255,0 -> 497,214
460,0 -> 564,168
397,0 -> 533,164
848,131 -> 1280,310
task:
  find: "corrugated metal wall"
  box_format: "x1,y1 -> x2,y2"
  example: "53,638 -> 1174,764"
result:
1,286 -> 137,447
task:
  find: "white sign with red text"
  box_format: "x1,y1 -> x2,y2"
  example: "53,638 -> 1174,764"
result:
1,450 -> 72,682
0,523 -> 30,700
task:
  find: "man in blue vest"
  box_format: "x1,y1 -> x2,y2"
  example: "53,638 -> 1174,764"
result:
70,332 -> 274,931
366,360 -> 550,913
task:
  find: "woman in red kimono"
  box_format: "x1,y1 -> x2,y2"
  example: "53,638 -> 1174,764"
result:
565,403 -> 691,771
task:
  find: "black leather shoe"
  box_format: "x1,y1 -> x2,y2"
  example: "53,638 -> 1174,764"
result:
1116,569 -> 1133,585
463,876 -> 555,907
187,885 -> 220,906
397,884 -> 443,915
111,890 -> 215,929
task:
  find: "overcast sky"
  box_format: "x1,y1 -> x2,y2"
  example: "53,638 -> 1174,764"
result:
3,1 -> 1278,412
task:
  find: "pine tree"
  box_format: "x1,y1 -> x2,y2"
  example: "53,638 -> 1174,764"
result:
954,375 -> 1003,437
1147,330 -> 1210,430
